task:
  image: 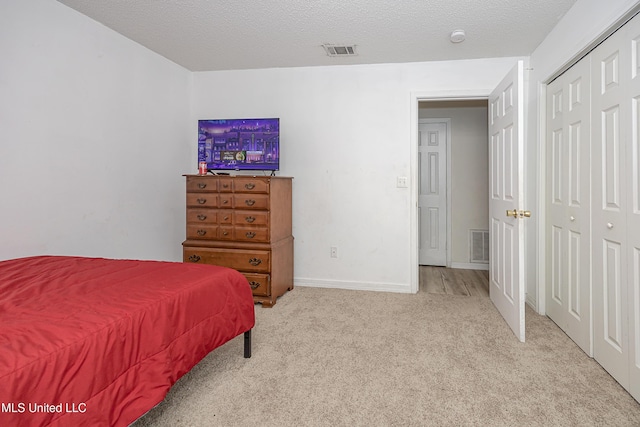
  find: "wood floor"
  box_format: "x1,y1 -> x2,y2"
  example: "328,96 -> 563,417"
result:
420,266 -> 489,297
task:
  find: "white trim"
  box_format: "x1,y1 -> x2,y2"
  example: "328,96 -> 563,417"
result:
294,277 -> 412,293
450,262 -> 489,271
419,118 -> 452,268
535,81 -> 547,315
410,90 -> 490,294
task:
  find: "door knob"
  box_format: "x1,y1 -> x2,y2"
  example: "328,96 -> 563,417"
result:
570,216 -> 575,221
506,209 -> 531,218
607,222 -> 614,229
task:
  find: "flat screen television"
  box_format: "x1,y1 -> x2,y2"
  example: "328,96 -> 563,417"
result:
198,118 -> 280,172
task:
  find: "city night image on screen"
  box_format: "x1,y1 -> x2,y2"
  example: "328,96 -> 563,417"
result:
198,118 -> 280,171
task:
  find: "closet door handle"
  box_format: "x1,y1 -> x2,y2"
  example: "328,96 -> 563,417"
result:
569,216 -> 575,222
607,222 -> 614,229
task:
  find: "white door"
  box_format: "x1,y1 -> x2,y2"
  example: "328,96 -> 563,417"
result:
591,19 -> 630,391
418,120 -> 448,266
591,13 -> 640,401
545,56 -> 592,356
489,61 -> 526,342
628,23 -> 640,401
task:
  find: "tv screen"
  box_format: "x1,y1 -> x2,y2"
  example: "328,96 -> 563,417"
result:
198,118 -> 280,171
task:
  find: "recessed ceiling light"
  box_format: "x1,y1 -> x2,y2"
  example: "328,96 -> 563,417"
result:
450,30 -> 466,43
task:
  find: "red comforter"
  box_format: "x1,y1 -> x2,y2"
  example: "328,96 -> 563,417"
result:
0,256 -> 255,427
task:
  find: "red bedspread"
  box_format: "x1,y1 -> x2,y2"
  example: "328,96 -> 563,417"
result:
0,256 -> 255,427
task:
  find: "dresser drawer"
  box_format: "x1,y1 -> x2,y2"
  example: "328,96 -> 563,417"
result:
187,208 -> 217,224
183,247 -> 270,273
234,227 -> 269,243
219,194 -> 233,208
233,178 -> 269,193
186,224 -> 218,240
243,273 -> 270,297
187,193 -> 217,208
217,226 -> 234,240
233,194 -> 269,210
234,210 -> 268,226
218,178 -> 233,192
186,176 -> 217,192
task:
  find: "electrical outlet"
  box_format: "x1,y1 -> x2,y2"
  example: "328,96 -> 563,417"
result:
397,176 -> 408,188
330,246 -> 338,258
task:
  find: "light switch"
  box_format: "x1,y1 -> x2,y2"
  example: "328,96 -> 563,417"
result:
397,176 -> 408,188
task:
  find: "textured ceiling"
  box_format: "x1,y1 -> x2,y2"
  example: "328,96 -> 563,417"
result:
56,0 -> 578,72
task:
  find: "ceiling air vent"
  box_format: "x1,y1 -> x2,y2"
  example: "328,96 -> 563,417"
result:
322,44 -> 358,57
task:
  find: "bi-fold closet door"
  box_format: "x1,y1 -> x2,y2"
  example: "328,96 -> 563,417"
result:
590,12 -> 640,401
545,56 -> 592,357
546,11 -> 640,402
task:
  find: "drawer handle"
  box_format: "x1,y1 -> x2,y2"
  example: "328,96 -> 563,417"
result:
197,214 -> 207,220
245,231 -> 256,239
197,198 -> 207,204
197,183 -> 207,189
249,258 -> 262,266
245,199 -> 256,206
223,216 -> 230,221
245,216 -> 256,223
222,230 -> 229,236
222,199 -> 229,205
245,183 -> 256,190
188,255 -> 201,262
222,183 -> 230,188
197,229 -> 207,236
249,281 -> 260,290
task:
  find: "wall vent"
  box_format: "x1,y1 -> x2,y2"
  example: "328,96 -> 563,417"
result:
322,44 -> 358,57
470,230 -> 489,263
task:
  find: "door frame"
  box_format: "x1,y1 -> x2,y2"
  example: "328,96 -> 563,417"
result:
409,90 -> 489,294
418,118 -> 451,268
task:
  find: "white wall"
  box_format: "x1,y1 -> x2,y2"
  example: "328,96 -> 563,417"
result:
193,58 -> 518,292
527,0 -> 639,311
0,0 -> 192,261
419,101 -> 489,267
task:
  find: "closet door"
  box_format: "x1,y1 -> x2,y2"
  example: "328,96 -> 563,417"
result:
546,58 -> 592,356
591,14 -> 635,393
627,15 -> 640,402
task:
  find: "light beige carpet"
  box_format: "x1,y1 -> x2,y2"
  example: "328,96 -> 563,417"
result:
133,286 -> 640,426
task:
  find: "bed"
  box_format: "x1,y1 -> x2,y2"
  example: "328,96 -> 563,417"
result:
0,255 -> 255,427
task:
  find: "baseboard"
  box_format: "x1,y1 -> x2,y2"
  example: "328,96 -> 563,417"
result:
294,277 -> 413,294
449,262 -> 489,271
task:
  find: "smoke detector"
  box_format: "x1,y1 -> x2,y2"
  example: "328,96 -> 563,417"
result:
450,30 -> 466,43
322,44 -> 358,57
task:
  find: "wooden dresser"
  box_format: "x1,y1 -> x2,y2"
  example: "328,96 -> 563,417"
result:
182,175 -> 293,307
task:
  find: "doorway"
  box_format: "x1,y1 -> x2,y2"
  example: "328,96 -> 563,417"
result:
418,100 -> 490,270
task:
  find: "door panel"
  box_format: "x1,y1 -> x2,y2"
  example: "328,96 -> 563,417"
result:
591,21 -> 630,391
419,121 -> 447,266
627,16 -> 640,403
545,55 -> 592,356
489,61 -> 525,342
